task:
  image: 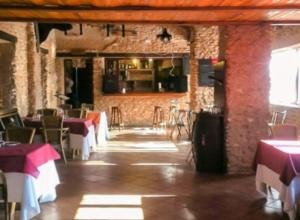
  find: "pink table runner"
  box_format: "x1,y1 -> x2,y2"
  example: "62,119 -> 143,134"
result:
23,118 -> 93,137
0,143 -> 60,178
254,140 -> 300,186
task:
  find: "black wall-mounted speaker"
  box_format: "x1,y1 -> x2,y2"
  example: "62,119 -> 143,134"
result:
198,59 -> 214,86
103,75 -> 119,93
174,75 -> 188,92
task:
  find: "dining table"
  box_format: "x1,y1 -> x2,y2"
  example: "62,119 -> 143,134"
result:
0,143 -> 60,220
23,117 -> 96,160
254,139 -> 300,220
96,112 -> 110,147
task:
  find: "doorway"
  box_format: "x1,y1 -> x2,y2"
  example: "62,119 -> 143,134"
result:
64,58 -> 93,108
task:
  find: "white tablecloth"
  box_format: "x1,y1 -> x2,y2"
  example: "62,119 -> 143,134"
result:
256,164 -> 300,220
34,125 -> 96,160
4,160 -> 60,220
96,112 -> 110,147
70,125 -> 96,160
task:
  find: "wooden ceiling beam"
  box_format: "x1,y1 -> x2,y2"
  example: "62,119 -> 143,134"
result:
1,0 -> 300,8
1,8 -> 300,24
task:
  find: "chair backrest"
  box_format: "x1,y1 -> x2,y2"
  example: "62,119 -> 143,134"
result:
59,104 -> 72,111
0,108 -> 24,132
81,103 -> 95,111
177,109 -> 188,125
66,109 -> 82,118
37,108 -> 58,116
81,109 -> 87,119
5,127 -> 36,144
41,116 -> 63,144
270,110 -> 287,125
270,124 -> 298,140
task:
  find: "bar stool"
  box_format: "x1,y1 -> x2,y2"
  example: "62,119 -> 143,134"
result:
110,106 -> 123,131
152,106 -> 165,129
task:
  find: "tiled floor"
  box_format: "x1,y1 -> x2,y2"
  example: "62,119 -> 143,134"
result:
16,128 -> 288,219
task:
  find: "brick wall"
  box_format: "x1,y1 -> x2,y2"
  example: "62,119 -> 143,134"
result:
223,24 -> 272,173
272,26 -> 300,50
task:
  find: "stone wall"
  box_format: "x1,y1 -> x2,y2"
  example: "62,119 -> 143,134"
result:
189,26 -> 219,111
0,43 -> 15,109
91,25 -> 191,126
0,22 -> 58,115
93,57 -> 189,126
103,25 -> 190,54
0,23 -> 29,116
89,25 -> 220,125
41,30 -> 58,108
26,23 -> 43,112
223,24 -> 271,173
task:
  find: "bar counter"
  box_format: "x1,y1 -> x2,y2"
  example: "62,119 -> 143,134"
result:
102,92 -> 187,97
96,92 -> 189,126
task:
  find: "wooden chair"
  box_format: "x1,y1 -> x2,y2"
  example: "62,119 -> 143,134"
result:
59,104 -> 72,111
37,108 -> 57,116
170,109 -> 190,139
81,103 -> 95,111
0,170 -> 9,220
5,127 -> 35,144
270,124 -> 298,140
41,116 -> 68,164
81,109 -> 87,119
270,110 -> 287,125
66,109 -> 82,118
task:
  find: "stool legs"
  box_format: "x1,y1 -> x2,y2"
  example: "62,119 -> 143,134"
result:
152,106 -> 165,129
110,106 -> 123,131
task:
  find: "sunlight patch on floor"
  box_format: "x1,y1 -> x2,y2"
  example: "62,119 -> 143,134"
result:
82,161 -> 118,166
74,207 -> 144,220
131,162 -> 181,166
96,140 -> 178,152
74,194 -> 177,220
80,195 -> 142,205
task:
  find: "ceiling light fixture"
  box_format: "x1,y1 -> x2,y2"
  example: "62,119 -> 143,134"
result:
157,28 -> 172,43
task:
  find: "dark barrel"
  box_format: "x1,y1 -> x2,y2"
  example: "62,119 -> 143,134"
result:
192,112 -> 226,173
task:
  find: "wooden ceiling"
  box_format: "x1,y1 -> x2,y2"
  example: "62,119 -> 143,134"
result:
1,0 -> 300,24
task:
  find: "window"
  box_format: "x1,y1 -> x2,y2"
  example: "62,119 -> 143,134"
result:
103,57 -> 188,94
269,48 -> 300,105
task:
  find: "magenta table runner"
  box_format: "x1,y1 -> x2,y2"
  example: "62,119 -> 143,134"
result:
254,140 -> 300,186
23,118 -> 93,137
0,143 -> 60,178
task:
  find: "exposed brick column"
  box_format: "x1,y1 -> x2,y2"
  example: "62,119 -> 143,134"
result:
189,31 -> 198,111
224,25 -> 271,173
189,26 -> 219,112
